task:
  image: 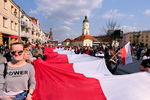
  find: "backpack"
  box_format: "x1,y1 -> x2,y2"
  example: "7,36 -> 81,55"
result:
3,63 -> 7,78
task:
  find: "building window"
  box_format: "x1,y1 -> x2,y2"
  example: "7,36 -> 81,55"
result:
141,39 -> 143,42
4,0 -> 7,9
130,36 -> 131,38
32,31 -> 34,35
14,23 -> 17,31
14,9 -> 17,16
141,36 -> 144,38
11,6 -> 14,14
3,17 -> 7,27
11,21 -> 13,30
146,39 -> 148,42
89,43 -> 91,46
146,35 -> 148,38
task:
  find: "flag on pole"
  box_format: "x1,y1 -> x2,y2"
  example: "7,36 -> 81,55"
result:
120,42 -> 133,66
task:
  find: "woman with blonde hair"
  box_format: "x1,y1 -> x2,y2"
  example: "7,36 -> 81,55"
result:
0,42 -> 36,100
33,49 -> 42,59
23,48 -> 30,62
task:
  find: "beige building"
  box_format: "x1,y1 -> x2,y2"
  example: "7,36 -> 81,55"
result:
62,38 -> 71,46
62,16 -> 98,47
20,9 -> 31,43
126,31 -> 150,48
0,0 -> 20,45
30,17 -> 41,43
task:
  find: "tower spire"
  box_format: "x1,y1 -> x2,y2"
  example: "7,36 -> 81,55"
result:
49,28 -> 53,40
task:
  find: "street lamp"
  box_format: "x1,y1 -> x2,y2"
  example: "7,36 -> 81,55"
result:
14,10 -> 24,42
137,31 -> 142,46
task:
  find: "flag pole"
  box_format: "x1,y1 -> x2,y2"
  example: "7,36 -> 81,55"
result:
110,50 -> 120,60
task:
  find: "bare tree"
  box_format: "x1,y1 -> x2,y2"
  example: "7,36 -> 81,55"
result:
101,19 -> 120,34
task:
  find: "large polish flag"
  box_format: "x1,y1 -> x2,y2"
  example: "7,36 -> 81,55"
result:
32,47 -> 150,100
120,42 -> 133,66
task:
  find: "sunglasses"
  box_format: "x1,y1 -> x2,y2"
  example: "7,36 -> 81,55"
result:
11,50 -> 23,55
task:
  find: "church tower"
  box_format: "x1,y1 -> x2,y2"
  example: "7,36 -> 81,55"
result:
82,16 -> 89,35
49,28 -> 53,40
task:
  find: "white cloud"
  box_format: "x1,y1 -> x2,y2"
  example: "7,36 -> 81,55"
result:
29,9 -> 38,14
102,9 -> 126,19
33,0 -> 103,25
64,21 -> 73,25
144,9 -> 150,15
119,26 -> 138,33
129,14 -> 134,17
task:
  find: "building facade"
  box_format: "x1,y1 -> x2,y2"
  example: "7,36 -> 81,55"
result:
125,31 -> 150,48
0,0 -> 48,45
0,0 -> 20,45
20,9 -> 31,43
30,17 -> 41,43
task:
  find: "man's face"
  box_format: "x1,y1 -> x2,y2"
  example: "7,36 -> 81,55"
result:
38,44 -> 41,48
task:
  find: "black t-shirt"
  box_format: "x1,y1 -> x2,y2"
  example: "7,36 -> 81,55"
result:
141,59 -> 150,68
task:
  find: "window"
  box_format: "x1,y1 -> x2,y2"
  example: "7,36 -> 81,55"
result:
141,39 -> 143,42
14,9 -> 17,16
141,36 -> 144,38
11,6 -> 14,14
11,21 -> 13,30
146,39 -> 148,42
146,35 -> 148,38
32,31 -> 34,35
4,0 -> 7,9
3,17 -> 7,27
14,23 -> 17,31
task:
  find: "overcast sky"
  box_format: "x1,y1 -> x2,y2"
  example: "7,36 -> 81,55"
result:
14,0 -> 150,42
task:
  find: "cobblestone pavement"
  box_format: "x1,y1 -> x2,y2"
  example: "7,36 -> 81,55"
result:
116,56 -> 142,75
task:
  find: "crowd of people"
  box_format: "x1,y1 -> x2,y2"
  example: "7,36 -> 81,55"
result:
63,45 -> 120,74
62,45 -> 150,73
0,42 -> 150,100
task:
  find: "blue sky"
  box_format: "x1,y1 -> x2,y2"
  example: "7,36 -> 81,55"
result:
13,0 -> 150,42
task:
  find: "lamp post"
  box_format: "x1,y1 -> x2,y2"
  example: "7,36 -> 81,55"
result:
137,31 -> 142,46
14,9 -> 24,42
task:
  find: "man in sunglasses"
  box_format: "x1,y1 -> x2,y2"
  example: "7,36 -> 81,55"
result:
0,42 -> 36,100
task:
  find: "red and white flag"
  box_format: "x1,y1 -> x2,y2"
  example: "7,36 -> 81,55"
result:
120,42 -> 133,66
31,43 -> 36,48
32,47 -> 150,100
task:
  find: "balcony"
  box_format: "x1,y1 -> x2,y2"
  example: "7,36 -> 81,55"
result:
21,21 -> 31,29
21,31 -> 30,38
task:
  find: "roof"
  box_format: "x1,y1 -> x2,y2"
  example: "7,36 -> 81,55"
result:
63,38 -> 72,42
72,35 -> 98,42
